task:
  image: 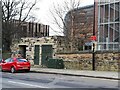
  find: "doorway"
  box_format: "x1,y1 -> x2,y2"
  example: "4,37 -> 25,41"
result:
19,45 -> 26,58
41,45 -> 53,66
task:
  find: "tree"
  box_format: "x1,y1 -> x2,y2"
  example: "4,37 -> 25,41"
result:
50,0 -> 94,52
49,0 -> 81,52
2,0 -> 37,51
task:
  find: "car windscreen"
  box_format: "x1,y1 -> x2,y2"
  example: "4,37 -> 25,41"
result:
17,58 -> 28,62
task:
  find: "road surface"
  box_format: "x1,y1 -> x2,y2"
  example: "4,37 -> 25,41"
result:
0,71 -> 119,89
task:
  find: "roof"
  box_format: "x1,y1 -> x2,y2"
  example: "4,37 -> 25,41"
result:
65,4 -> 94,19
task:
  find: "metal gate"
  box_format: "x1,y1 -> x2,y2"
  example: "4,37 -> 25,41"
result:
34,45 -> 40,65
41,45 -> 53,66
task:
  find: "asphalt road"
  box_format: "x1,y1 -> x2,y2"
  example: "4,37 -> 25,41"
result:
0,71 -> 119,89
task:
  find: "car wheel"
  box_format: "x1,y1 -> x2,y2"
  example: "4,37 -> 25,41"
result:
0,66 -> 1,71
0,67 -> 2,72
25,69 -> 30,72
1,69 -> 4,72
11,67 -> 16,73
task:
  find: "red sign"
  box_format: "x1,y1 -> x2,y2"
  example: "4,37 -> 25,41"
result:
90,36 -> 97,41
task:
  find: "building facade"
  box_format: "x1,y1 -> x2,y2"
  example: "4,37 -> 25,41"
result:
64,5 -> 94,51
97,0 -> 120,50
11,36 -> 66,65
13,20 -> 49,38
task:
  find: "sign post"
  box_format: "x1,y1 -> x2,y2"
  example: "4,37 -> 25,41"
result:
90,36 -> 96,71
92,41 -> 95,71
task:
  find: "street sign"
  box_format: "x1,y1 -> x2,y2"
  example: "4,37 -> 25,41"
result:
85,42 -> 92,46
90,36 -> 97,41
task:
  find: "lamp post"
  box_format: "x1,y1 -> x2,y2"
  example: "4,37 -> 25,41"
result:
92,0 -> 96,71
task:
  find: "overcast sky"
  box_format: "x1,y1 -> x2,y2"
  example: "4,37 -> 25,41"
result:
33,0 -> 94,36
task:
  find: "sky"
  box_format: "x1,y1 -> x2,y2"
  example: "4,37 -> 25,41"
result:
33,0 -> 94,36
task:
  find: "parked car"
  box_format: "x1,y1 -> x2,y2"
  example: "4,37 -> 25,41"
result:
0,58 -> 30,73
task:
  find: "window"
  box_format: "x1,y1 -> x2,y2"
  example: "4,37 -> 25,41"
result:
9,59 -> 14,62
4,58 -> 12,63
17,58 -> 28,62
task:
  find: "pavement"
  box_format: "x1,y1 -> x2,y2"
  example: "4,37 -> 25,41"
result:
30,68 -> 120,80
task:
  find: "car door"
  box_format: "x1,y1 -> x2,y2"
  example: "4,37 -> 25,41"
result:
7,58 -> 14,70
2,58 -> 11,70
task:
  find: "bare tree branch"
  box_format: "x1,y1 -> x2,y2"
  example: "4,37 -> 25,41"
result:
50,0 -> 81,34
49,0 -> 81,52
2,0 -> 37,51
50,0 -> 93,52
22,0 -> 36,22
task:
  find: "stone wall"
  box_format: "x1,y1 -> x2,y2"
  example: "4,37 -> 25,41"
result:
95,51 -> 119,71
11,36 -> 66,65
55,51 -> 119,71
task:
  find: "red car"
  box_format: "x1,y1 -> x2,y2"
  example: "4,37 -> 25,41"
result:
0,58 -> 30,73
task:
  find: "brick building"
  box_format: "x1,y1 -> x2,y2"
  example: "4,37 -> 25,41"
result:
64,5 -> 94,51
64,0 -> 120,51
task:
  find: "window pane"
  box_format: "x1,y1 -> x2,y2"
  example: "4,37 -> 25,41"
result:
17,58 -> 28,62
5,58 -> 11,62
